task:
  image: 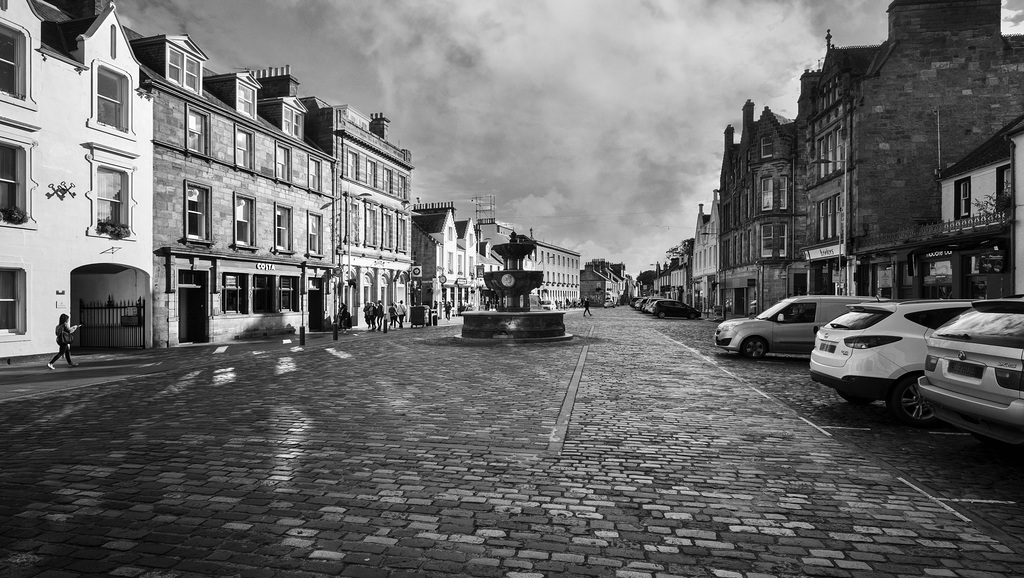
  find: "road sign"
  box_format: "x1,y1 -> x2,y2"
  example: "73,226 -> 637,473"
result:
411,266 -> 422,277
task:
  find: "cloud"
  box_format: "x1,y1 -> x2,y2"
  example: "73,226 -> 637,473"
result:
116,0 -> 906,273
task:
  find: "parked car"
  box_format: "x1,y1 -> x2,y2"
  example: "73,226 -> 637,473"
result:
540,300 -> 556,311
603,298 -> 616,308
652,300 -> 701,319
642,298 -> 668,314
810,299 -> 973,427
918,298 -> 1024,444
633,297 -> 655,310
715,295 -> 873,359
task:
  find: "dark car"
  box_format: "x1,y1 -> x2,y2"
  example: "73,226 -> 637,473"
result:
652,300 -> 701,319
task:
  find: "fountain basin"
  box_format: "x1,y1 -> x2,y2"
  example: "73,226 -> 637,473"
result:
461,310 -> 570,341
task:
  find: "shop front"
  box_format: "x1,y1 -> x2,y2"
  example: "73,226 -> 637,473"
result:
157,249 -> 334,346
804,243 -> 844,295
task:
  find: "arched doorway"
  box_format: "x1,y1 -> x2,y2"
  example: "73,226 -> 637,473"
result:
71,263 -> 151,348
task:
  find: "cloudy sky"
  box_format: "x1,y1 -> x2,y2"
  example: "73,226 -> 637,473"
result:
115,0 -> 1024,275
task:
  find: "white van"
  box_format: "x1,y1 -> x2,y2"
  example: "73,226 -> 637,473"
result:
714,295 -> 875,358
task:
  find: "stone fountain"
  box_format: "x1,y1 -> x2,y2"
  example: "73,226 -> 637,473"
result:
461,232 -> 570,341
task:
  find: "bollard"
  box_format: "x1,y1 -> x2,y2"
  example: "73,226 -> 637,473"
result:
333,321 -> 338,341
299,325 -> 306,346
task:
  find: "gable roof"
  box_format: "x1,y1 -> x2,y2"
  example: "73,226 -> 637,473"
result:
411,212 -> 448,235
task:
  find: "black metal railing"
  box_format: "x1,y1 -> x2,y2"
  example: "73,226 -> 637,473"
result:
78,298 -> 146,348
858,210 -> 1011,251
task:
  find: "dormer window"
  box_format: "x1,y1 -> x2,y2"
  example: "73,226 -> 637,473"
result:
168,46 -> 201,93
282,107 -> 302,138
237,84 -> 255,118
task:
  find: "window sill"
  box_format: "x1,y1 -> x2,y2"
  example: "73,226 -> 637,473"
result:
0,219 -> 36,230
271,248 -> 296,256
231,243 -> 258,253
182,237 -> 213,247
305,253 -> 325,260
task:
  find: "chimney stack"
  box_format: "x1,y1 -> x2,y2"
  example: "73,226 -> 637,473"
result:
369,113 -> 390,140
253,65 -> 299,98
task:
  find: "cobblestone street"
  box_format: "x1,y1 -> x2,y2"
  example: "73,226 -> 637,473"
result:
2,309 -> 1024,577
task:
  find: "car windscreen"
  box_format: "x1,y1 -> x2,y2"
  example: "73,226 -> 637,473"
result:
933,309 -> 1024,348
826,310 -> 890,330
755,299 -> 795,320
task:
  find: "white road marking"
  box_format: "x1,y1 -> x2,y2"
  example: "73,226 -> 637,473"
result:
898,477 -> 972,522
214,346 -> 228,354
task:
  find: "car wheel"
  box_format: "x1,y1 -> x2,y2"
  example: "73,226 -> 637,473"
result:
657,311 -> 666,319
836,392 -> 874,405
688,312 -> 699,320
887,374 -> 938,428
740,336 -> 768,359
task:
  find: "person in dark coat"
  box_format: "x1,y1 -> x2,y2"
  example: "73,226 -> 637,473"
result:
374,300 -> 386,330
583,298 -> 592,316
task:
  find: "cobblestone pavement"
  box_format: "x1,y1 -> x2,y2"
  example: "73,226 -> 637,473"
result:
2,309 -> 1024,577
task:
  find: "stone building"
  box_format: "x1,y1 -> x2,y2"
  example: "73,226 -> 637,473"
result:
692,193 -> 721,315
131,28 -> 337,346
302,102 -> 413,324
798,0 -> 1024,297
718,101 -> 803,317
410,202 -> 458,309
580,259 -> 624,307
0,0 -> 154,358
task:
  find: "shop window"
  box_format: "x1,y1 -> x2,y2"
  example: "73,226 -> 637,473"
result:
222,274 -> 247,314
279,277 -> 298,312
253,275 -> 273,312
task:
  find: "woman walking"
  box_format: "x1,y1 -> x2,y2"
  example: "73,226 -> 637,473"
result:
47,313 -> 81,369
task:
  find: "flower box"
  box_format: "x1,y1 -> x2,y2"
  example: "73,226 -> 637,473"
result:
0,206 -> 28,224
96,219 -> 131,239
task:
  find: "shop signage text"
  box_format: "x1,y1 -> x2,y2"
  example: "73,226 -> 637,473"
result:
256,263 -> 277,270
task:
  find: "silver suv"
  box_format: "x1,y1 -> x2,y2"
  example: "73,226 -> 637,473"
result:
811,299 -> 972,427
918,298 -> 1024,444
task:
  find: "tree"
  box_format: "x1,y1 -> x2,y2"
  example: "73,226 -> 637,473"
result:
665,238 -> 694,260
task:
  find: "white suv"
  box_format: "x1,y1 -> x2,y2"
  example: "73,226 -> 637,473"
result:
810,299 -> 972,427
919,298 -> 1024,444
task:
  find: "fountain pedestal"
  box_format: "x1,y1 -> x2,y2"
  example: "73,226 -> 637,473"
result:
461,236 -> 569,341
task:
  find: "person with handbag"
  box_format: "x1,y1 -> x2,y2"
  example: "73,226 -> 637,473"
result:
47,313 -> 81,369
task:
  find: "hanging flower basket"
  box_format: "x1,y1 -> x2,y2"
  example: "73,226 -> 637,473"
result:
0,206 -> 28,224
96,218 -> 131,239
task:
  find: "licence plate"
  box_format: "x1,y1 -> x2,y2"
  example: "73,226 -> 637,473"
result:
948,360 -> 984,379
818,341 -> 837,353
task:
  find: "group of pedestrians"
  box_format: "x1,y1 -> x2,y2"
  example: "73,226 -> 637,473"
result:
362,300 -> 408,331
